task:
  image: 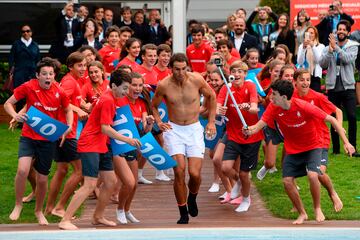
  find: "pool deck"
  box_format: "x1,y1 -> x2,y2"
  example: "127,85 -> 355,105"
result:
1,151 -> 359,231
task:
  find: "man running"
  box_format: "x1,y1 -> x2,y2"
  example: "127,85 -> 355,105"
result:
152,53 -> 216,224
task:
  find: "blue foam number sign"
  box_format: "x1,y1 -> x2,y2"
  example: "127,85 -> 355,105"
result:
246,68 -> 266,97
139,132 -> 177,170
148,91 -> 168,122
199,116 -> 226,150
111,105 -> 140,155
26,106 -> 69,142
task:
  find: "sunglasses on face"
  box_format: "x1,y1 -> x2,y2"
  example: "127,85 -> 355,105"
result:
22,30 -> 31,33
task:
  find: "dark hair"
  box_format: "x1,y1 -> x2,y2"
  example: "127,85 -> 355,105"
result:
119,26 -> 134,35
242,48 -> 260,63
236,8 -> 247,16
216,39 -> 233,51
78,45 -> 102,62
259,59 -> 283,81
117,64 -> 133,72
110,69 -> 131,87
66,51 -> 85,68
129,72 -> 152,114
337,19 -> 351,32
294,68 -> 310,81
210,68 -> 227,82
88,61 -> 105,81
190,24 -> 205,36
141,43 -> 157,56
120,37 -> 141,60
275,13 -> 290,39
157,44 -> 172,55
169,53 -> 188,68
120,6 -> 131,15
188,19 -> 199,27
296,9 -> 310,26
270,79 -> 294,100
82,18 -> 99,37
105,25 -> 120,39
214,28 -> 227,36
36,57 -> 61,75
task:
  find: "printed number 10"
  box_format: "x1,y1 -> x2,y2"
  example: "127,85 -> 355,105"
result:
29,117 -> 57,136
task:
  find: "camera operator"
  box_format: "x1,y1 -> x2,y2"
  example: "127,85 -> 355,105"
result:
316,0 -> 354,46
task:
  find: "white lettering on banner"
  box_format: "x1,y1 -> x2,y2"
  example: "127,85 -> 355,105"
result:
159,108 -> 165,119
29,116 -> 42,127
141,142 -> 154,154
40,124 -> 57,136
148,154 -> 166,165
115,129 -> 133,144
113,114 -> 128,126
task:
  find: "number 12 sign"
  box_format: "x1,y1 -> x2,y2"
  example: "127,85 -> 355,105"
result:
26,106 -> 69,142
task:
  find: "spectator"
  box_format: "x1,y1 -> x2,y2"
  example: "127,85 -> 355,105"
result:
235,8 -> 247,19
118,26 -> 134,50
246,6 -> 278,62
77,5 -> 89,23
242,48 -> 265,69
214,28 -> 240,59
224,14 -> 237,39
186,19 -> 199,46
93,6 -> 105,41
50,2 -> 82,63
297,26 -> 325,92
316,0 -> 354,46
81,18 -> 102,50
319,20 -> 359,156
217,39 -> 239,66
154,44 -> 172,81
148,9 -> 169,46
132,10 -> 151,44
295,9 -> 311,47
229,17 -> 258,58
103,9 -> 114,33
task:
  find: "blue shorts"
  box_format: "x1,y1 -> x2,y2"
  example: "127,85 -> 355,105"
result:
18,136 -> 56,176
80,146 -> 113,177
55,138 -> 80,162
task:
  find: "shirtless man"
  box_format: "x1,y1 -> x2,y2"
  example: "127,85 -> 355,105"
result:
152,53 -> 217,224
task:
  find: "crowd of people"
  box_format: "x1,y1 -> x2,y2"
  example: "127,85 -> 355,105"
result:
5,0 -> 359,230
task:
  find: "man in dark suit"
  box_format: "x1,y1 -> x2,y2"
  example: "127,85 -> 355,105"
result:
148,9 -> 169,46
50,2 -> 82,63
229,17 -> 259,58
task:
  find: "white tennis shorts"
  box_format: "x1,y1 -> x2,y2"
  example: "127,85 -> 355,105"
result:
163,121 -> 205,158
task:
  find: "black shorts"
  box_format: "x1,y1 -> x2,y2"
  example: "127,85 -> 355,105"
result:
223,140 -> 261,172
18,136 -> 56,176
55,138 -> 80,163
120,149 -> 138,161
263,126 -> 283,145
320,148 -> 328,166
80,146 -> 113,177
220,133 -> 228,144
282,148 -> 322,178
151,122 -> 162,136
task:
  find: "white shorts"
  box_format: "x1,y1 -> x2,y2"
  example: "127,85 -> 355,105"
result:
163,121 -> 205,158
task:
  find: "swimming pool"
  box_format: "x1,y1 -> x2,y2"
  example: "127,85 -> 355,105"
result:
0,227 -> 359,240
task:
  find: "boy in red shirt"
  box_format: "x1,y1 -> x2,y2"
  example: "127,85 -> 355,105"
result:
58,69 -> 141,230
245,80 -> 355,224
217,61 -> 263,213
45,52 -> 88,218
138,43 -> 158,88
98,26 -> 121,74
4,57 -> 73,225
292,69 -> 344,212
186,24 -> 213,73
154,44 -> 172,81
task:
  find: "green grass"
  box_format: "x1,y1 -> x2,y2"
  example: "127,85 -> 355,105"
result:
0,124 -> 80,224
254,121 -> 360,221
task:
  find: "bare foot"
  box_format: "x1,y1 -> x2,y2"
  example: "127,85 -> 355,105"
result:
292,213 -> 308,225
59,220 -> 78,230
35,211 -> 49,226
331,193 -> 343,212
51,209 -> 66,218
110,195 -> 119,204
22,192 -> 35,203
94,187 -> 100,199
92,217 -> 117,227
9,205 -> 23,221
314,208 -> 325,222
290,207 -> 298,213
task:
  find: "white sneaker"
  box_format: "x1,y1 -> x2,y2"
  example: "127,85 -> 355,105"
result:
269,166 -> 278,174
208,183 -> 220,193
125,211 -> 140,223
138,176 -> 153,184
256,165 -> 269,181
230,180 -> 242,199
116,209 -> 127,224
155,170 -> 171,181
235,197 -> 251,212
166,168 -> 174,179
218,191 -> 227,200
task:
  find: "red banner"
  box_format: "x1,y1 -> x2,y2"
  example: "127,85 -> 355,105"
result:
290,0 -> 360,32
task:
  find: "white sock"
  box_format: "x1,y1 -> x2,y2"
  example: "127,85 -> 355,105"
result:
138,169 -> 143,178
235,196 -> 250,212
125,211 -> 140,223
116,209 -> 127,224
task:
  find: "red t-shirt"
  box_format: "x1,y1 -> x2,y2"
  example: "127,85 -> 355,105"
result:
13,79 -> 69,141
292,89 -> 336,148
122,96 -> 147,125
153,65 -> 172,81
138,65 -> 158,86
217,82 -> 263,144
58,73 -> 82,139
230,48 -> 241,59
98,45 -> 121,74
118,57 -> 141,73
81,79 -> 110,104
186,42 -> 213,73
261,98 -> 327,154
227,55 -> 239,66
78,90 -> 116,153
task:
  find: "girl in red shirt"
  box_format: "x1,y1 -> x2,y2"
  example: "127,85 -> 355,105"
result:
118,38 -> 142,73
114,72 -> 155,224
217,39 -> 239,67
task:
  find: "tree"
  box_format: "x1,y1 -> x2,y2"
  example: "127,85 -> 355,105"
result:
259,0 -> 290,15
